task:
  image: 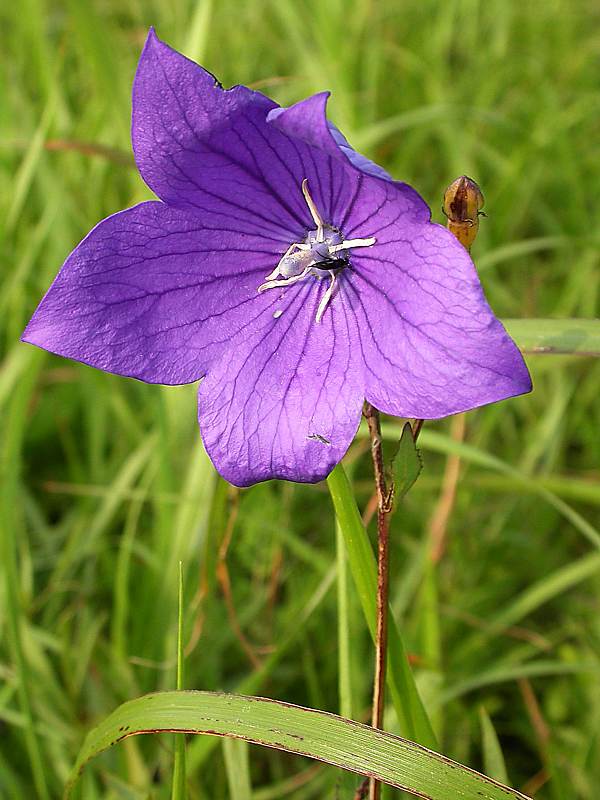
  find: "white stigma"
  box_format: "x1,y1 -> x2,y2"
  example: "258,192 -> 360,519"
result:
302,178 -> 325,243
258,179 -> 376,323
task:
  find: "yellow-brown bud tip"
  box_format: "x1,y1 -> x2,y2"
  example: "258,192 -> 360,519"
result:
442,176 -> 485,251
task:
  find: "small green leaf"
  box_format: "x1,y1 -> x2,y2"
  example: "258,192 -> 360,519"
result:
391,423 -> 423,504
65,691 -> 531,800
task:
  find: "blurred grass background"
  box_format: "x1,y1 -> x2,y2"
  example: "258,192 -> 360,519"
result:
1,0 -> 599,798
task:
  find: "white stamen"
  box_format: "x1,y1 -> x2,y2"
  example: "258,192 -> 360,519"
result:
315,270 -> 337,323
329,237 -> 377,253
302,179 -> 325,243
258,181 -> 376,323
265,242 -> 310,281
258,266 -> 312,293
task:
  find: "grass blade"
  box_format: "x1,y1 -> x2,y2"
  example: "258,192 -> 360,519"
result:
327,463 -> 437,749
501,318 -> 600,356
0,350 -> 50,800
402,428 -> 600,551
223,738 -> 253,800
171,562 -> 187,800
479,707 -> 509,784
440,661 -> 599,705
64,690 -> 531,800
491,551 -> 600,632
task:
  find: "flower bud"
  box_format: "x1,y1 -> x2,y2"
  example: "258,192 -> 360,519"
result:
443,176 -> 485,251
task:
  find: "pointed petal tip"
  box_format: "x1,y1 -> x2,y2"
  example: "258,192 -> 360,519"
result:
138,26 -> 193,73
514,362 -> 534,396
265,91 -> 330,128
141,26 -> 159,55
20,315 -> 44,348
19,319 -> 68,361
21,312 -> 63,355
499,323 -> 534,398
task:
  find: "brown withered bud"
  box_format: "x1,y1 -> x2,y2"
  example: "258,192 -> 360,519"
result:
442,175 -> 485,251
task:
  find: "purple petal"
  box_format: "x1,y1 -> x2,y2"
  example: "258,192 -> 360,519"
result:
267,92 -> 430,216
22,202 -> 282,384
133,30 -> 358,239
343,180 -> 531,417
326,122 -> 394,182
198,281 -> 364,486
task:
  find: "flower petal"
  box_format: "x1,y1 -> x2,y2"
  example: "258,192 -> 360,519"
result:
343,181 -> 531,417
22,201 -> 282,384
198,282 -> 364,486
133,29 -> 357,239
267,92 -> 430,217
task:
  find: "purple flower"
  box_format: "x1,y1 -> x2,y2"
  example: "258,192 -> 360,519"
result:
22,29 -> 531,487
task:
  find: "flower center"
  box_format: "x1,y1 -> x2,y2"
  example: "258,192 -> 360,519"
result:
258,179 -> 376,323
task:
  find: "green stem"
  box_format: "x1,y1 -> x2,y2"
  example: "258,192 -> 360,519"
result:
336,520 -> 354,720
171,562 -> 187,800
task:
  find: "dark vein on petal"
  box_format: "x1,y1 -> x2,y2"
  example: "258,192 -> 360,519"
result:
338,173 -> 364,230
149,55 -> 299,235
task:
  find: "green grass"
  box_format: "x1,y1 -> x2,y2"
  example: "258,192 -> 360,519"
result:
1,0 -> 599,798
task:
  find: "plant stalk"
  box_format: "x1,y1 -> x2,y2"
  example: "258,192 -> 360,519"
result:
365,402 -> 393,800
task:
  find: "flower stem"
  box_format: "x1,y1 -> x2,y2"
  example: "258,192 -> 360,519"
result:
364,401 -> 393,800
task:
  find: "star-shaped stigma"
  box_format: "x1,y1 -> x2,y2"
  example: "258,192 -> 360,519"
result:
258,179 -> 376,323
